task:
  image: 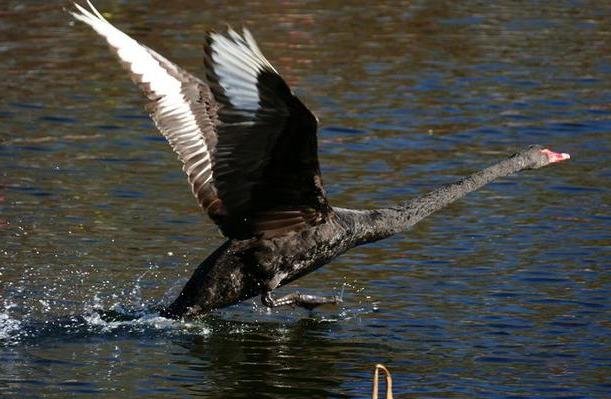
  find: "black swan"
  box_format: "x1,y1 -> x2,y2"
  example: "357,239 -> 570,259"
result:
72,2 -> 570,319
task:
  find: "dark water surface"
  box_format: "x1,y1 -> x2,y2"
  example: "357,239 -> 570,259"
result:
1,0 -> 610,397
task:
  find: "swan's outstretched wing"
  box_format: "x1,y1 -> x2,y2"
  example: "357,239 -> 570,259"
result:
71,2 -> 329,239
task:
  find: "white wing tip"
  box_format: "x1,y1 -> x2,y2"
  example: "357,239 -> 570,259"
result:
70,1 -> 107,24
209,28 -> 277,72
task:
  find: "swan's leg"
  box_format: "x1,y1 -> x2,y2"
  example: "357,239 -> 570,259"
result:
261,291 -> 341,310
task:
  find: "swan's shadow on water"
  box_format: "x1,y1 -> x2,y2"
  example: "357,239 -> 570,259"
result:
170,313 -> 386,398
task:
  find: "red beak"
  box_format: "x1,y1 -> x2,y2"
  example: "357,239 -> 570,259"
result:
541,149 -> 571,163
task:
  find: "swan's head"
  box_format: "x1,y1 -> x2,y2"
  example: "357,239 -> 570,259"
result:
525,145 -> 571,169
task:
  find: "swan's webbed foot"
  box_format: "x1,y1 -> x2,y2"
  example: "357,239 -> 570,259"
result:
261,291 -> 342,311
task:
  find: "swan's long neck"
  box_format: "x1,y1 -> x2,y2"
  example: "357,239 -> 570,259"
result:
346,146 -> 569,246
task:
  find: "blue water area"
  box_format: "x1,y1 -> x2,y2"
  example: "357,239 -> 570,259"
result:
1,0 -> 609,398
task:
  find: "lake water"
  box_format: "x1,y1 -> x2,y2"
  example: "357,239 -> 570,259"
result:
1,0 -> 609,397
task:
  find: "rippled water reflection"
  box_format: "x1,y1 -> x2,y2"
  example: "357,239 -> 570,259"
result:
1,0 -> 610,397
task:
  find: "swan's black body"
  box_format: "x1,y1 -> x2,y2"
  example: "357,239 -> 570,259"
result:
72,3 -> 570,319
163,209 -> 358,317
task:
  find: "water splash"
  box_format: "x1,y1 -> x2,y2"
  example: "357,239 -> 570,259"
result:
0,262 -> 196,346
0,305 -> 22,342
0,262 -> 376,347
